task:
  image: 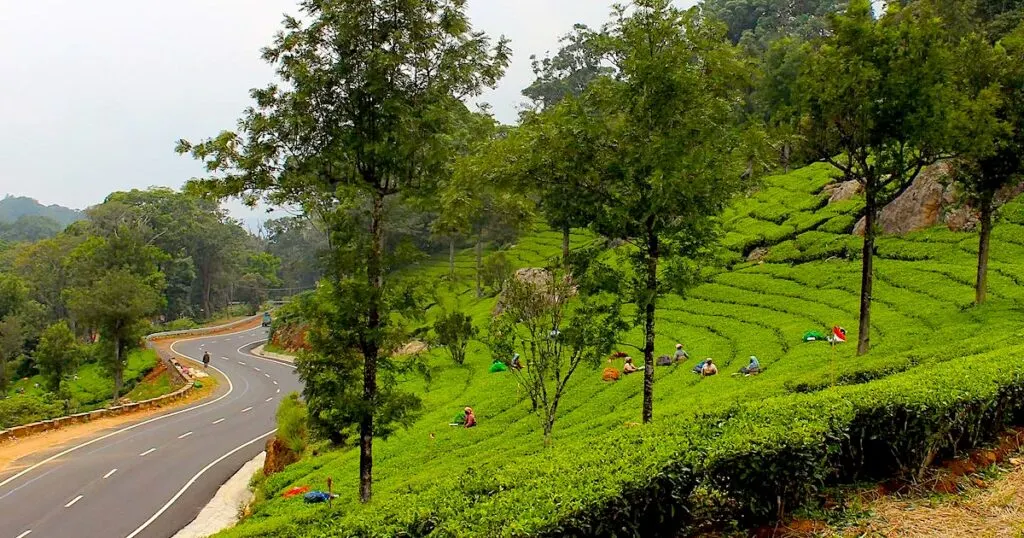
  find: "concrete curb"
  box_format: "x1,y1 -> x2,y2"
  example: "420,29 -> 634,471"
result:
173,451 -> 266,538
0,314 -> 263,444
249,344 -> 296,364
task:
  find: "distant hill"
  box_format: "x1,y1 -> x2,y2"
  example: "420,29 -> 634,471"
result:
0,196 -> 82,226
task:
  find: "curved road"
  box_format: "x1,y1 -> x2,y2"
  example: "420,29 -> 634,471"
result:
0,326 -> 302,538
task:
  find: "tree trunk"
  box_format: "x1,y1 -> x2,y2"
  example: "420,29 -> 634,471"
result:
857,189 -> 876,356
449,236 -> 456,280
112,337 -> 123,403
561,225 -> 570,271
202,265 -> 213,320
976,199 -> 993,305
360,192 -> 385,503
642,217 -> 658,423
475,229 -> 483,298
782,142 -> 791,174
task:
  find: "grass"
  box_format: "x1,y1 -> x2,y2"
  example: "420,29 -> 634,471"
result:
123,366 -> 175,402
220,162 -> 1024,537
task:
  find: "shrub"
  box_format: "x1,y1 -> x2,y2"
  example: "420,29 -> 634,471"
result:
0,393 -> 62,428
480,252 -> 513,294
276,392 -> 309,454
433,310 -> 476,365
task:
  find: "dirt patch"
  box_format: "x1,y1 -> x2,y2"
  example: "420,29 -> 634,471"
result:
139,361 -> 169,385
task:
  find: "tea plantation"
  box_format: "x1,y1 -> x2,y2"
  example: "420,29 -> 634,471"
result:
223,163 -> 1024,537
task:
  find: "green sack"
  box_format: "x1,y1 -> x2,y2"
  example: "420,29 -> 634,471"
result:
489,361 -> 508,373
802,330 -> 826,342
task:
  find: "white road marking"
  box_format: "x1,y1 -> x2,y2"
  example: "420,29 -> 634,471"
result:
264,373 -> 270,378
238,361 -> 246,365
276,388 -> 280,394
272,380 -> 278,385
221,356 -> 229,360
178,431 -> 193,439
254,367 -> 260,372
0,330 -> 239,491
64,495 -> 83,508
15,530 -> 32,538
265,397 -> 273,402
235,341 -> 297,370
103,469 -> 117,479
139,448 -> 156,457
212,418 -> 225,424
124,429 -> 276,538
241,407 -> 253,413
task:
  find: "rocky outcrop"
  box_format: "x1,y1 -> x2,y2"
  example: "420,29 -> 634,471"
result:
823,180 -> 863,203
746,247 -> 769,263
853,162 -> 955,236
493,268 -> 577,315
263,437 -> 299,476
850,162 -> 1024,236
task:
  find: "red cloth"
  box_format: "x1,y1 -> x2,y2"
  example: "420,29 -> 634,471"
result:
283,486 -> 311,498
464,412 -> 477,428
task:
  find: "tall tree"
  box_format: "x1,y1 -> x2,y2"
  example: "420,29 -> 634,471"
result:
178,0 -> 509,502
587,0 -> 752,423
702,0 -> 847,50
798,0 -> 970,354
951,26 -> 1024,304
0,273 -> 28,394
522,25 -> 610,111
67,269 -> 163,401
35,321 -> 80,393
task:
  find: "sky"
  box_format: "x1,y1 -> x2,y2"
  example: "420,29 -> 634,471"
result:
0,0 -> 694,228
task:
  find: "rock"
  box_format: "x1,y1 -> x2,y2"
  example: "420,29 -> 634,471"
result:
395,340 -> 428,356
493,268 -> 576,315
746,247 -> 769,262
264,437 -> 299,476
854,162 -> 955,236
823,180 -> 863,203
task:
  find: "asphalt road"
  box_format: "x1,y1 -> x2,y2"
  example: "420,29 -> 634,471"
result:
0,326 -> 302,538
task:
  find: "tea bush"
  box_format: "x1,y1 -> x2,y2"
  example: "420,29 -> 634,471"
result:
217,163 -> 1024,537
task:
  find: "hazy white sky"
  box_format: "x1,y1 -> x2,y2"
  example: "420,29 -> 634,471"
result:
0,0 -> 694,225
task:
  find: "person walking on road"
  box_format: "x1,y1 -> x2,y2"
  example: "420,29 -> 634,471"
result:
202,351 -> 211,369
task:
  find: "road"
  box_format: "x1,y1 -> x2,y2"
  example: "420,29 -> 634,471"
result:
0,326 -> 302,538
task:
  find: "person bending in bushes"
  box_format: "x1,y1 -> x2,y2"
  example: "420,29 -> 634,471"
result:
623,356 -> 644,374
692,358 -> 708,374
701,359 -> 718,377
673,343 -> 690,363
511,353 -> 523,371
463,407 -> 476,428
738,356 -> 760,376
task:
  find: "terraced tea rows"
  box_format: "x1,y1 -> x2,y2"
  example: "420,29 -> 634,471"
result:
222,163 -> 1024,537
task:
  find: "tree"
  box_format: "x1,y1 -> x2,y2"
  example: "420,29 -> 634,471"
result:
489,270 -> 620,443
35,321 -> 79,393
951,26 -> 1024,304
702,0 -> 847,50
0,316 -> 24,395
178,0 -> 509,502
797,0 -> 972,354
66,269 -> 164,402
585,1 -> 752,423
480,252 -> 513,294
434,310 -> 476,365
522,25 -> 610,111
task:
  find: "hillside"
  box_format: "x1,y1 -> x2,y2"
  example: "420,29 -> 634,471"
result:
224,163 -> 1024,537
0,195 -> 82,226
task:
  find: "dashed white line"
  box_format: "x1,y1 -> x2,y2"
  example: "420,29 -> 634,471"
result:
103,469 -> 117,479
139,448 -> 157,457
264,373 -> 270,378
254,367 -> 261,372
276,388 -> 280,394
212,418 -> 225,424
64,495 -> 83,508
124,429 -> 276,538
238,361 -> 246,365
15,530 -> 32,538
178,431 -> 193,439
272,380 -> 278,385
221,356 -> 230,361
265,397 -> 273,402
241,407 -> 253,413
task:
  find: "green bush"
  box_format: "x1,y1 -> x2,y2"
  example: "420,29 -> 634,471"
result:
0,393 -> 63,428
276,392 -> 309,454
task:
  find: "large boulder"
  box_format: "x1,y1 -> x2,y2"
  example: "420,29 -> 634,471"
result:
493,268 -> 576,316
854,162 -> 955,236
